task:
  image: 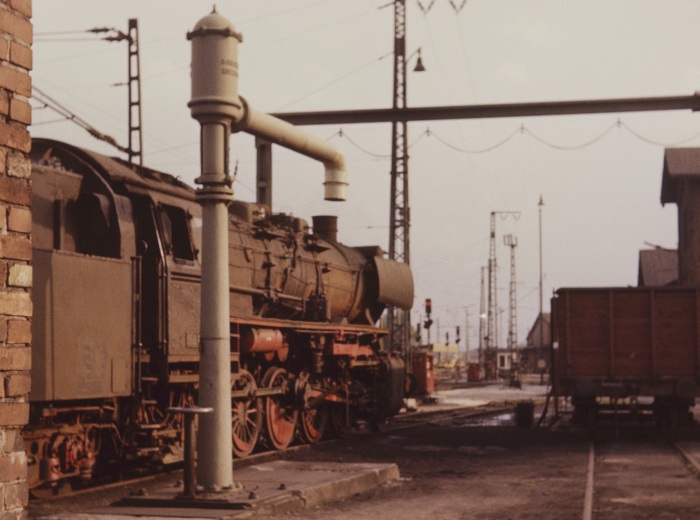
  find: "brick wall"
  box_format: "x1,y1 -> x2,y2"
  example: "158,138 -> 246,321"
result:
0,0 -> 32,517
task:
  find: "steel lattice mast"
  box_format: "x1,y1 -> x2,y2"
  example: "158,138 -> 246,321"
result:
127,19 -> 143,167
387,0 -> 411,354
487,211 -> 519,378
504,234 -> 518,352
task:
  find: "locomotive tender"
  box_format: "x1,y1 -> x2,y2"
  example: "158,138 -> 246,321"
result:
27,137 -> 413,492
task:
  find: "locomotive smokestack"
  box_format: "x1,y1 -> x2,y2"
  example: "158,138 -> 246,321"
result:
312,215 -> 338,242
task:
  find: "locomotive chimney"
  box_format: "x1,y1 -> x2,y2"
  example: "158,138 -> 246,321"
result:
312,215 -> 338,242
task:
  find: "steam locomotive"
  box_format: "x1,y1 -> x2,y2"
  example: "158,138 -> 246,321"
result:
26,138 -> 413,494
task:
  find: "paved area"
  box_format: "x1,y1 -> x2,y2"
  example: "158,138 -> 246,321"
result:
34,461 -> 399,519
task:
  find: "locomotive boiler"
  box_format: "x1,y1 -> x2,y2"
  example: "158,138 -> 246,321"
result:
26,137 -> 413,494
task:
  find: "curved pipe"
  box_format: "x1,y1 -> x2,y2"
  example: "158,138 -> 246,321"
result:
234,97 -> 348,201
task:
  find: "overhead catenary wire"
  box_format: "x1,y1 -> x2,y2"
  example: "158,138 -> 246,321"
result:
332,119 -> 700,158
276,51 -> 394,111
32,85 -> 130,155
416,0 -> 468,15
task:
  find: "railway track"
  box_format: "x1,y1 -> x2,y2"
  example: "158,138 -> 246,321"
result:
582,439 -> 700,519
29,403 -> 512,504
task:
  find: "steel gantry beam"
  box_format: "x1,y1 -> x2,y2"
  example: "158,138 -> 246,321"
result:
273,94 -> 700,125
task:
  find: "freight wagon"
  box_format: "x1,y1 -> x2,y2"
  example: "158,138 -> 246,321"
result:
551,287 -> 700,428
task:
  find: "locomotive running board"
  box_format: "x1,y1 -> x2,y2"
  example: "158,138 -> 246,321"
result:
230,314 -> 388,338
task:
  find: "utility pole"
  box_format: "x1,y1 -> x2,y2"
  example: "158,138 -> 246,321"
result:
538,196 -> 544,345
487,213 -> 497,378
538,196 -> 545,382
479,266 -> 486,367
464,307 -> 470,365
127,19 -> 143,167
504,234 -> 518,382
504,234 -> 518,352
487,211 -> 519,379
387,0 -> 411,355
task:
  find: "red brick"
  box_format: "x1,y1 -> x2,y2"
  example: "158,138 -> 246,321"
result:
0,453 -> 26,482
8,42 -> 30,72
0,177 -> 29,206
8,98 -> 30,125
0,291 -> 31,317
0,348 -> 29,370
2,429 -> 25,454
0,403 -> 28,427
0,319 -> 7,342
0,67 -> 31,98
0,236 -> 31,261
0,123 -> 30,153
0,38 -> 8,63
10,0 -> 32,19
0,262 -> 7,286
0,10 -> 32,45
2,480 -> 28,509
4,374 -> 30,397
6,321 -> 29,344
6,208 -> 29,234
0,92 -> 8,118
0,429 -> 25,454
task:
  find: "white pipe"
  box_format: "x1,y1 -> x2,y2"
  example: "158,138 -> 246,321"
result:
234,97 -> 348,201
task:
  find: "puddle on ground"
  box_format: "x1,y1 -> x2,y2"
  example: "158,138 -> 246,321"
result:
457,413 -> 515,427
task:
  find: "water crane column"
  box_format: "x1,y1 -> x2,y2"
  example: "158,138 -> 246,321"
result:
187,8 -> 349,491
187,10 -> 240,491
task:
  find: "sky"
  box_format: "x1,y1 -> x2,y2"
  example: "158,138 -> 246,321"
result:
30,0 -> 700,353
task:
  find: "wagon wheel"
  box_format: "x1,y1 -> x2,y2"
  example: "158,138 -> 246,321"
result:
263,367 -> 298,450
231,369 -> 263,457
300,405 -> 328,444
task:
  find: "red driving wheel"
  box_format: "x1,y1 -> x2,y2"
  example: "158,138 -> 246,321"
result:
263,367 -> 298,450
231,369 -> 262,457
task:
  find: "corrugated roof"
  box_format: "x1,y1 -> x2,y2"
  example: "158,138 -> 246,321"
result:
661,148 -> 700,204
637,248 -> 678,287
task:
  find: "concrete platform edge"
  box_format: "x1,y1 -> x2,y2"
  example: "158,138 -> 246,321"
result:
251,463 -> 400,517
